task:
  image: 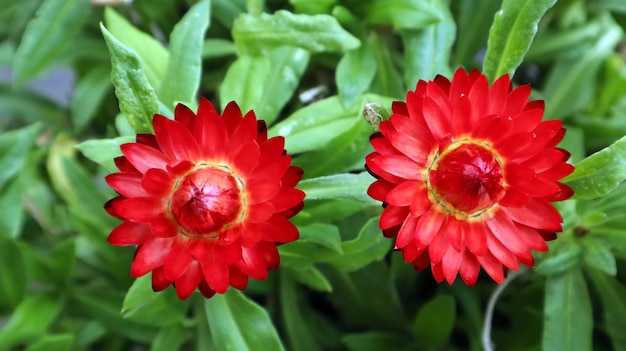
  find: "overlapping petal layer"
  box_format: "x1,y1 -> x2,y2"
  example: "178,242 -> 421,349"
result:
366,68 -> 573,285
105,99 -> 304,299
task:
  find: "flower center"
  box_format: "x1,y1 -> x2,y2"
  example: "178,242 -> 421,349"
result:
427,142 -> 504,218
169,165 -> 245,237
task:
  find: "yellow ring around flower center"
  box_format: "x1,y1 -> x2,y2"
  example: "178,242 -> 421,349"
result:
425,139 -> 504,221
167,162 -> 247,239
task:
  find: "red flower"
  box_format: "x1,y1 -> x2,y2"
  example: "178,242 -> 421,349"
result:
105,99 -> 305,299
365,68 -> 574,285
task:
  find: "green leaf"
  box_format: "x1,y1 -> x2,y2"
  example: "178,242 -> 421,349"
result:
582,237 -> 616,276
49,238 -> 76,283
0,237 -> 27,310
12,0 -> 90,86
535,241 -> 583,276
101,23 -> 159,134
205,289 -> 286,351
369,33 -> 404,99
366,0 -> 441,30
451,0 -> 501,67
542,18 -> 622,119
220,46 -> 309,124
24,334 -> 73,351
202,39 -> 237,59
329,217 -> 392,272
482,0 -> 558,82
280,270 -> 324,351
0,123 -> 40,188
104,7 -> 169,89
587,269 -> 626,351
525,19 -> 604,63
299,223 -> 343,254
401,0 -> 454,87
412,295 -> 456,348
298,173 -> 377,205
268,96 -> 358,154
542,269 -> 592,351
71,66 -> 112,132
232,10 -> 359,55
290,0 -> 335,14
159,0 -> 210,108
0,292 -> 62,350
76,136 -> 135,172
343,332 -> 416,351
563,134 -> 626,200
287,265 -> 332,292
121,275 -> 189,327
0,176 -> 25,239
150,324 -> 188,351
336,36 -> 377,108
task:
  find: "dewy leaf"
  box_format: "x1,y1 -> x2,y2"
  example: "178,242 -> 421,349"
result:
101,23 -> 159,134
366,0 -> 441,30
542,268 -> 592,351
401,0 -> 455,88
12,0 -> 90,86
232,10 -> 359,55
220,46 -> 309,124
76,136 -> 135,173
0,123 -> 40,189
104,7 -> 169,89
298,173 -> 377,205
482,0 -> 558,82
298,223 -> 343,254
205,289 -> 286,351
159,0 -> 210,108
563,134 -> 626,200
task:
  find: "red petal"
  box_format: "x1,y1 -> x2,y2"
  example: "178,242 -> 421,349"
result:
106,172 -> 148,198
256,120 -> 268,142
222,101 -> 243,134
259,215 -> 300,243
228,112 -> 258,155
442,245 -> 462,284
485,231 -> 518,271
195,106 -> 228,160
198,279 -> 217,298
151,267 -> 171,292
200,253 -> 229,294
390,115 -> 434,148
521,149 -> 564,173
173,102 -> 197,131
427,224 -> 448,264
368,179 -> 395,202
130,237 -> 173,277
153,115 -> 202,162
108,221 -> 153,246
136,134 -> 159,149
488,73 -> 511,115
472,115 -> 513,144
114,197 -> 165,223
431,262 -> 445,283
515,223 -> 548,252
414,208 -> 445,248
465,222 -> 489,257
114,156 -> 138,173
459,250 -> 480,286
468,74 -> 489,122
121,143 -> 169,173
476,253 -> 504,284
271,187 -> 305,213
175,260 -> 202,300
444,216 -> 464,253
449,68 -> 471,106
451,95 -> 473,136
141,168 -> 173,197
371,154 -> 421,180
396,215 -> 418,249
503,198 -> 563,232
379,205 -> 409,230
410,186 -> 431,217
229,266 -> 249,290
486,211 -> 533,262
246,178 -> 281,205
386,130 -> 430,165
503,84 -> 531,116
163,238 -> 193,281
505,163 -> 534,186
281,166 -> 303,187
538,162 -> 574,181
422,96 -> 452,141
387,181 -> 422,206
254,155 -> 291,181
499,188 -> 530,207
236,246 -> 268,280
230,140 -> 260,175
511,109 -> 543,133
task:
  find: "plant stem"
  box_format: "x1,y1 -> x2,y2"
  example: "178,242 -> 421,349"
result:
482,269 -> 524,351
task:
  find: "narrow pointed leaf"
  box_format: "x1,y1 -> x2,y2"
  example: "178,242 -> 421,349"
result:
12,0 -> 90,86
482,0 -> 558,81
298,173 -> 377,204
159,0 -> 210,108
101,24 -> 159,134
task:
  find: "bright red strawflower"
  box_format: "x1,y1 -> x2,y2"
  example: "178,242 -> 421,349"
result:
105,99 -> 305,299
365,68 -> 574,285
